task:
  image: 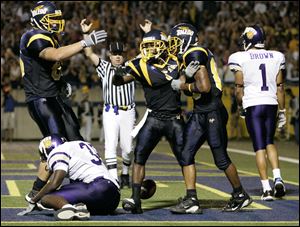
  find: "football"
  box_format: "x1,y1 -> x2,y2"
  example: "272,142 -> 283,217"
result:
140,179 -> 156,200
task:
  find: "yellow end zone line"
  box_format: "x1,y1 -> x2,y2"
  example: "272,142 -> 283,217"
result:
5,180 -> 21,196
27,164 -> 36,169
195,183 -> 270,210
1,152 -> 5,160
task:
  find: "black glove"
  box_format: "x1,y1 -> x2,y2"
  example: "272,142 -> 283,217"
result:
113,66 -> 126,86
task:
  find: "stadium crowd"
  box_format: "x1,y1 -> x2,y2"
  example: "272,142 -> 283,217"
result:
1,1 -> 299,91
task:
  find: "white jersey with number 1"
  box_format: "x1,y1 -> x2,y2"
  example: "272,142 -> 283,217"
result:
228,49 -> 285,109
47,140 -> 119,188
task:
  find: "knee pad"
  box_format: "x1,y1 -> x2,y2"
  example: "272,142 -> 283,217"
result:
211,146 -> 231,171
134,148 -> 149,166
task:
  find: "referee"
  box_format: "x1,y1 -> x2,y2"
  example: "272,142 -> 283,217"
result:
81,19 -> 135,188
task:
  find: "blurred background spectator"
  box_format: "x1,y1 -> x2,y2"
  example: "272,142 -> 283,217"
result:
1,1 -> 298,91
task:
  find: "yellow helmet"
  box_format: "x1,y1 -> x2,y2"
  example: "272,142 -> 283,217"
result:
140,29 -> 168,61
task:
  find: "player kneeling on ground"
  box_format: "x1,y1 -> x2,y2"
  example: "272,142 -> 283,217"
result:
18,134 -> 120,221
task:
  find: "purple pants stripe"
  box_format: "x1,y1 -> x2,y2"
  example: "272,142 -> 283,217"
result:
245,105 -> 277,151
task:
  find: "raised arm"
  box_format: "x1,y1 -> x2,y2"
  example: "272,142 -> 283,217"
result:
81,19 -> 101,66
39,19 -> 107,62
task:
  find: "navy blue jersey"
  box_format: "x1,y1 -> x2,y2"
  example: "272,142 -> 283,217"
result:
19,29 -> 63,103
182,46 -> 223,113
126,54 -> 181,115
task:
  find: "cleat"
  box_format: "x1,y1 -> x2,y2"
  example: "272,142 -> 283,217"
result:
120,174 -> 130,189
223,190 -> 253,212
170,196 -> 203,214
274,178 -> 286,198
261,190 -> 274,201
122,198 -> 143,214
54,204 -> 90,221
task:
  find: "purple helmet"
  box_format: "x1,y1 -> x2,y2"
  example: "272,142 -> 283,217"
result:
240,24 -> 265,51
39,134 -> 66,160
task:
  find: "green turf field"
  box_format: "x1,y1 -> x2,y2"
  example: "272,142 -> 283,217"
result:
1,139 -> 299,226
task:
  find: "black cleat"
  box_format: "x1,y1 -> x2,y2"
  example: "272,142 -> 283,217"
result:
120,174 -> 130,189
274,178 -> 286,198
122,198 -> 143,214
223,190 -> 253,212
170,196 -> 203,214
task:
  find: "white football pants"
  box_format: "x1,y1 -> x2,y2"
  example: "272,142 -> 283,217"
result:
103,106 -> 135,180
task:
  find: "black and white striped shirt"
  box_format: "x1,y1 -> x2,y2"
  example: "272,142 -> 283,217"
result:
96,59 -> 135,106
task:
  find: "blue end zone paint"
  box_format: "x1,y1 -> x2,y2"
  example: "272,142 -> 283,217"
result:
1,203 -> 299,222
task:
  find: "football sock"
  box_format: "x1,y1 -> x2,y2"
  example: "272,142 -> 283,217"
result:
122,160 -> 131,175
106,158 -> 118,180
233,185 -> 243,194
186,189 -> 197,199
32,177 -> 47,191
261,179 -> 272,192
132,183 -> 141,202
272,168 -> 282,181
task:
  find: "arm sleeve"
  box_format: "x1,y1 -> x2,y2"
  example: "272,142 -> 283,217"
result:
228,53 -> 242,72
183,48 -> 208,67
279,52 -> 286,70
26,35 -> 54,57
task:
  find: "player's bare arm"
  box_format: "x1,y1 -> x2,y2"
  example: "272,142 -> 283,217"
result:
276,70 -> 285,110
180,66 -> 211,93
39,42 -> 84,62
31,170 -> 67,203
234,70 -> 244,106
39,19 -> 107,62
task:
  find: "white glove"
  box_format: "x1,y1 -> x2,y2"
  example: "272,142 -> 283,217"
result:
17,200 -> 36,216
81,30 -> 107,48
184,61 -> 200,78
277,109 -> 286,129
171,79 -> 182,91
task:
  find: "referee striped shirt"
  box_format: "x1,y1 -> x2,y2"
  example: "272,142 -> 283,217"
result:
96,58 -> 135,107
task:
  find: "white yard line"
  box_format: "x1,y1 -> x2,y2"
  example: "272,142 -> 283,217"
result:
202,145 -> 299,165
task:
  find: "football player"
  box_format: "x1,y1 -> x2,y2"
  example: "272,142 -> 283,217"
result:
169,23 -> 252,213
113,29 -> 184,214
228,25 -> 286,201
19,1 -> 107,203
19,134 -> 120,220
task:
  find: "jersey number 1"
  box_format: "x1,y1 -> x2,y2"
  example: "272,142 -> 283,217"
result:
259,64 -> 269,91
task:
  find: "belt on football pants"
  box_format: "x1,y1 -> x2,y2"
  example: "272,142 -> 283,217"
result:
104,103 -> 135,115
